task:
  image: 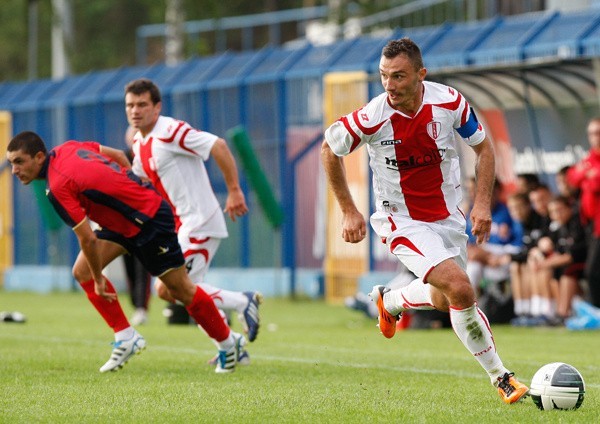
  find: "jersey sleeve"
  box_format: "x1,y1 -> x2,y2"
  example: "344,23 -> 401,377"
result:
452,93 -> 486,146
325,120 -> 362,156
176,122 -> 219,160
324,107 -> 374,156
47,179 -> 86,228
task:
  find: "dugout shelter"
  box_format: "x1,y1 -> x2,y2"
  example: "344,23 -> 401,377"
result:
1,8 -> 600,299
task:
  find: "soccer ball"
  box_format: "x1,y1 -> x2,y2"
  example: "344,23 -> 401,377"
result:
530,362 -> 585,410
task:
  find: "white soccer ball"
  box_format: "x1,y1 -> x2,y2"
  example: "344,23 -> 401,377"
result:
530,362 -> 585,410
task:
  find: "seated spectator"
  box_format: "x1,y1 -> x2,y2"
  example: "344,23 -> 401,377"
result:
499,193 -> 548,325
556,165 -> 579,208
515,173 -> 541,195
526,195 -> 587,325
529,184 -> 553,225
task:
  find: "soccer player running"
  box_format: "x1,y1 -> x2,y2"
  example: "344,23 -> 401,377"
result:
123,79 -> 262,362
6,132 -> 245,373
321,38 -> 529,404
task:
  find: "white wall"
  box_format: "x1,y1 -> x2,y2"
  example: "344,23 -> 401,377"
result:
546,0 -> 599,11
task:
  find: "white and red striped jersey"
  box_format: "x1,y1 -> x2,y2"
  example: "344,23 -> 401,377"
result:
325,81 -> 486,223
131,115 -> 228,238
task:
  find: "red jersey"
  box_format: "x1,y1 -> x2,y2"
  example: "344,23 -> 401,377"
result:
42,141 -> 163,237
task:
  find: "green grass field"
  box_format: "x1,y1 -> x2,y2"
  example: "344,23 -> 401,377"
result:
1,291 -> 597,423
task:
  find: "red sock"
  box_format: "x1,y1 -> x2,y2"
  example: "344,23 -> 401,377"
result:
80,279 -> 130,332
186,286 -> 230,342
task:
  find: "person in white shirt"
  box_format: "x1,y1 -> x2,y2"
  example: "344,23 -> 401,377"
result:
321,37 -> 528,404
124,79 -> 262,362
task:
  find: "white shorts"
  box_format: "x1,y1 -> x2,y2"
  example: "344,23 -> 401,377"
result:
370,210 -> 468,280
178,233 -> 221,284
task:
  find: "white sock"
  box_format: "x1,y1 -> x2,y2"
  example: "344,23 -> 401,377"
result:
522,299 -> 530,315
531,295 -> 542,316
450,304 -> 508,384
513,299 -> 524,316
215,332 -> 235,351
199,283 -> 248,313
384,278 -> 435,315
115,326 -> 135,342
514,299 -> 530,316
540,298 -> 554,317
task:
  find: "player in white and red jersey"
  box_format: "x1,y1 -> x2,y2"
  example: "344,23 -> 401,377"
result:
124,79 -> 262,355
321,38 -> 529,404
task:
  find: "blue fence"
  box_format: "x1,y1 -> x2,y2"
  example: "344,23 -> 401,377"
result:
3,8 -> 600,288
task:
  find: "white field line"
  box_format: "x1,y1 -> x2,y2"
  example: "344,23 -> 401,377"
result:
3,333 -> 600,389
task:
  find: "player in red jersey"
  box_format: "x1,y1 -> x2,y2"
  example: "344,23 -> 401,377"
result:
6,131 -> 245,373
321,38 -> 528,404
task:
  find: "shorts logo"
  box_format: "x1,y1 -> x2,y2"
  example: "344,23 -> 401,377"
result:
158,246 -> 170,255
427,121 -> 441,139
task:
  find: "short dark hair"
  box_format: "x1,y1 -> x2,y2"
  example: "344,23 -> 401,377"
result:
550,194 -> 572,208
517,173 -> 541,191
557,165 -> 572,176
382,38 -> 424,71
7,131 -> 47,157
125,78 -> 161,104
508,192 -> 530,206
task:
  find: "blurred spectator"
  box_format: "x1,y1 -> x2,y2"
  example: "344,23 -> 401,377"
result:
528,184 -> 553,222
556,165 -> 579,208
526,195 -> 587,325
567,116 -> 600,308
466,181 -> 520,295
515,173 -> 541,195
502,193 -> 547,324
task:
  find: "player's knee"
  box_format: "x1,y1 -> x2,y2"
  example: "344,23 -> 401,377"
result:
431,288 -> 450,312
450,279 -> 476,307
72,262 -> 90,283
155,280 -> 172,301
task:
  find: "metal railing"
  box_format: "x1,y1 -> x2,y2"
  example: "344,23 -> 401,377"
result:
135,0 -> 547,65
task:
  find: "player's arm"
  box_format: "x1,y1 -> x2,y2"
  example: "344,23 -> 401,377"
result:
321,140 -> 366,244
469,137 -> 495,245
210,137 -> 248,221
72,219 -> 116,301
99,145 -> 131,169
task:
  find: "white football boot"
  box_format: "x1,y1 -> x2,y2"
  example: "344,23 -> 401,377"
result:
215,332 -> 246,374
99,332 -> 146,373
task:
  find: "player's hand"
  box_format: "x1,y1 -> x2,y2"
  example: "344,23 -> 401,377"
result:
224,188 -> 249,221
469,202 -> 492,245
94,276 -> 117,302
342,209 -> 367,244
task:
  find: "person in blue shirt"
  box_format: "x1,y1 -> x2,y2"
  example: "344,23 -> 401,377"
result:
466,181 -> 521,294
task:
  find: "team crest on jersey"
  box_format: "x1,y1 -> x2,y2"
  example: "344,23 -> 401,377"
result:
427,121 -> 441,139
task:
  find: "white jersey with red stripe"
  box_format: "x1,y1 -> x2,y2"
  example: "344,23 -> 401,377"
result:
325,80 -> 486,223
131,115 -> 228,239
